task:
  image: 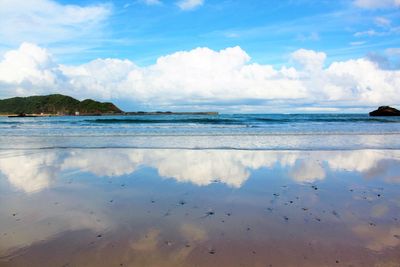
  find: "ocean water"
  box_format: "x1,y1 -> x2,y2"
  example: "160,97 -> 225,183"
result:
1,113 -> 400,149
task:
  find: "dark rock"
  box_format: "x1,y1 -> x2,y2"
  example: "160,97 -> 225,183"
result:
8,113 -> 37,118
369,106 -> 400,116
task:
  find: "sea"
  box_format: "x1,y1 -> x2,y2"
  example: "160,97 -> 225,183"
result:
0,113 -> 400,150
1,114 -> 400,266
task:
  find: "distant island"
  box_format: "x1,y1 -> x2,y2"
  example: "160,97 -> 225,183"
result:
0,94 -> 122,116
0,94 -> 219,116
124,111 -> 218,115
369,106 -> 400,116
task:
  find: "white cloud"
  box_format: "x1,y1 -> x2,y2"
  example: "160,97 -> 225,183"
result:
290,48 -> 326,71
374,17 -> 391,27
60,58 -> 137,100
0,0 -> 111,50
0,42 -> 63,97
142,0 -> 162,5
1,43 -> 400,110
324,58 -> 399,103
350,41 -> 366,46
354,29 -> 380,37
354,0 -> 400,9
224,32 -> 240,38
297,107 -> 340,112
176,0 -> 204,10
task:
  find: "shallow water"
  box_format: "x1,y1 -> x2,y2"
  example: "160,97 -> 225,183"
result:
0,148 -> 399,267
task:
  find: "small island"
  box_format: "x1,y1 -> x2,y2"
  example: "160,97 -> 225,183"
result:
369,106 -> 400,116
0,94 -> 219,117
0,94 -> 122,116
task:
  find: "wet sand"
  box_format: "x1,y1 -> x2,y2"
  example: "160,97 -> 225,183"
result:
0,149 -> 399,267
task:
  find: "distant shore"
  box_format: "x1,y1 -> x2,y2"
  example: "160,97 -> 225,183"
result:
123,111 -> 219,116
1,111 -> 219,117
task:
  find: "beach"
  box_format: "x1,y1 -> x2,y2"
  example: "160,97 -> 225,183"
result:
0,114 -> 400,266
2,0 -> 400,265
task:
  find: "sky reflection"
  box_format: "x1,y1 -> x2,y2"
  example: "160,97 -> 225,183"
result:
1,149 -> 400,193
0,149 -> 399,266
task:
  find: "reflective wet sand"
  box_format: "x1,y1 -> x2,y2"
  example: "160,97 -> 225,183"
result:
0,149 -> 399,266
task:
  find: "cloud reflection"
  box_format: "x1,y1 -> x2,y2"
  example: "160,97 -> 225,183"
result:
0,196 -> 110,255
0,151 -> 61,193
289,160 -> 326,183
1,149 -> 400,193
1,149 -> 400,262
131,228 -> 160,252
353,225 -> 400,251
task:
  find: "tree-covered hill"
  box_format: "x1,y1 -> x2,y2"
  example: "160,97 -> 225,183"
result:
0,94 -> 122,115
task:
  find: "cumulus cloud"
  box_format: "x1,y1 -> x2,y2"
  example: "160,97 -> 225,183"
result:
0,43 -> 65,97
354,0 -> 400,9
0,0 -> 111,51
290,49 -> 326,71
176,0 -> 204,10
60,58 -> 137,100
1,43 -> 400,110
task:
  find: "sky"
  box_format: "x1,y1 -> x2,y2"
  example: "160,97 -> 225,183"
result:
0,0 -> 399,112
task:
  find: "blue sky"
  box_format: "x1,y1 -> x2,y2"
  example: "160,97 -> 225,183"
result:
34,0 -> 400,66
32,0 -> 400,65
0,0 -> 399,112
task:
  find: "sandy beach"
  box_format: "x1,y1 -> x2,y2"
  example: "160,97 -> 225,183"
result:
2,0 -> 400,266
0,148 -> 399,267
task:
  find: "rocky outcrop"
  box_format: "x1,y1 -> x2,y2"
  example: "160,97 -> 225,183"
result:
369,106 -> 400,116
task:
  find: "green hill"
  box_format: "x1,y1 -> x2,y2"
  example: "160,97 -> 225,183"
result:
0,94 -> 122,115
